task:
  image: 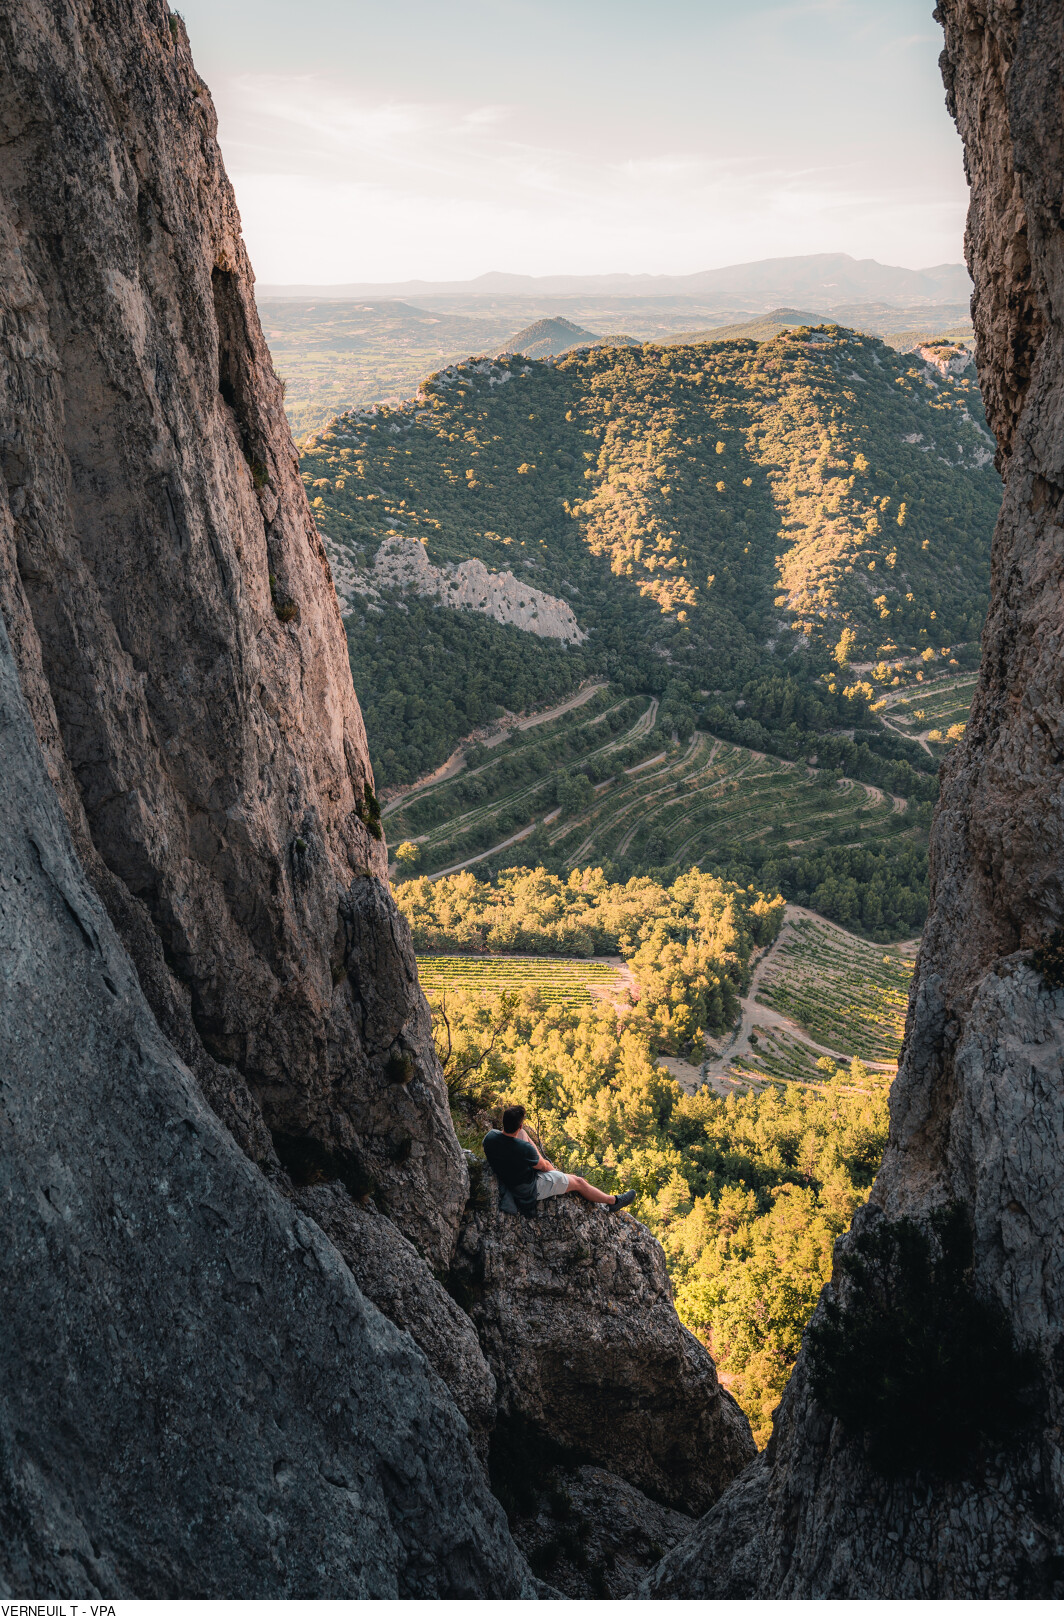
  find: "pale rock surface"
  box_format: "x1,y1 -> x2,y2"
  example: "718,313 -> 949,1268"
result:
915,343 -> 973,376
0,608 -> 536,1599
0,0 -> 464,1268
348,535 -> 586,644
646,0 -> 1064,1597
454,1167 -> 755,1517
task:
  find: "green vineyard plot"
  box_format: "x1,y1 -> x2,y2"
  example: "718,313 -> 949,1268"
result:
883,671 -> 978,737
546,736 -> 902,873
728,1025 -> 833,1087
416,953 -> 624,1008
753,914 -> 914,1062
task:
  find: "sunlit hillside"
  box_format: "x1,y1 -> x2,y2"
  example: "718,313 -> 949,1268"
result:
301,326 -> 997,791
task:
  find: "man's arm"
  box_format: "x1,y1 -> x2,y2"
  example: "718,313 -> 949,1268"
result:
517,1126 -> 554,1171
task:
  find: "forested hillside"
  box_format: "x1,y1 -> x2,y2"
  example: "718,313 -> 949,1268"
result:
302,327 -> 998,790
398,865 -> 898,1442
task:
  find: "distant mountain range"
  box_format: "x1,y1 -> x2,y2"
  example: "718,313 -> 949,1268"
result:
260,253 -> 971,310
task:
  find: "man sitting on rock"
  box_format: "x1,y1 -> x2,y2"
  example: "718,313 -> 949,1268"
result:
483,1104 -> 635,1217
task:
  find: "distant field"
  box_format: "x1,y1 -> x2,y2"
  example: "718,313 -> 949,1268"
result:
264,296 -> 976,437
754,913 -> 913,1061
416,954 -> 623,1008
260,299 -> 515,438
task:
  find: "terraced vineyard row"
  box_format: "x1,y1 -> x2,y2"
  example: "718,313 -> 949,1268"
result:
882,671 -> 978,738
546,736 -> 903,875
387,685 -> 921,888
727,1025 -> 834,1088
416,954 -> 623,1008
384,690 -> 662,873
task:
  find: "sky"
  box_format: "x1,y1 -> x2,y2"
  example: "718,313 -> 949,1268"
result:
176,0 -> 969,286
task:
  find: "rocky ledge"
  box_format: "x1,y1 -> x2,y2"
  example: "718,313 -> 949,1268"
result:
453,1165 -> 755,1517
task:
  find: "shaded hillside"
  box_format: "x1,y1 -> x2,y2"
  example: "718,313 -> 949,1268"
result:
669,307 -> 826,344
303,328 -> 998,785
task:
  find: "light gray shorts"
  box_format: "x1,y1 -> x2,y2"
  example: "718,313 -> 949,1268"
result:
535,1168 -> 570,1200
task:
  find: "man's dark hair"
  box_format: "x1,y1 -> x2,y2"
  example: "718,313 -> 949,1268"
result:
501,1104 -> 526,1134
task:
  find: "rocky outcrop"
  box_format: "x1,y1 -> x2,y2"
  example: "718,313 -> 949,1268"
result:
0,609 -> 536,1599
506,1462 -> 695,1597
647,1 -> 1064,1598
0,0 -> 464,1268
454,1170 -> 755,1517
340,535 -> 587,645
292,1185 -> 498,1460
915,342 -> 973,376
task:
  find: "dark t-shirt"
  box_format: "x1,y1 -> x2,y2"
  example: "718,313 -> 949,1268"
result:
483,1129 -> 541,1214
483,1129 -> 539,1190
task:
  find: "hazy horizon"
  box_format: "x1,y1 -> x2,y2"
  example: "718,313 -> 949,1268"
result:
176,0 -> 968,287
253,252 -> 971,299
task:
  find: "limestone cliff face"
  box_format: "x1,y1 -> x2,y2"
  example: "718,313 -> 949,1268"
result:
348,534 -> 587,644
0,609 -> 536,1598
647,1 -> 1064,1597
0,0 -> 464,1266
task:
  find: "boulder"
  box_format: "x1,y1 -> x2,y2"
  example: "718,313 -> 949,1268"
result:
505,1462 -> 696,1598
452,1168 -> 755,1516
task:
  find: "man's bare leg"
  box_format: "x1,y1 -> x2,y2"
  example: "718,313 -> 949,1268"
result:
566,1175 -> 619,1205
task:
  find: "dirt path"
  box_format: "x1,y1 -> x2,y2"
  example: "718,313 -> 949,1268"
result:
879,710 -> 934,756
482,680 -> 609,745
874,675 -> 977,759
395,695 -> 661,875
588,957 -> 638,1007
655,1054 -> 707,1095
383,681 -> 609,811
420,821 -> 538,881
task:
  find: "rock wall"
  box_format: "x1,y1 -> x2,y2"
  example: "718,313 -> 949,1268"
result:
0,0 -> 464,1267
647,1 -> 1064,1597
292,1185 -> 498,1461
0,607 -> 536,1599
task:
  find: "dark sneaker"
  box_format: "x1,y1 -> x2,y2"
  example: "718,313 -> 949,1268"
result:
610,1189 -> 636,1211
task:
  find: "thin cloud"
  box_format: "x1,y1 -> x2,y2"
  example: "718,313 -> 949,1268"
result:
215,74 -> 967,282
